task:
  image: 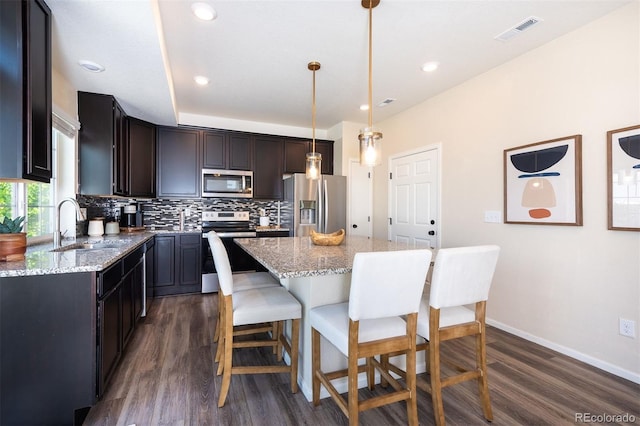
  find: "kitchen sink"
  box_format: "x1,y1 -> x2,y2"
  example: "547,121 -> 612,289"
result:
51,240 -> 131,252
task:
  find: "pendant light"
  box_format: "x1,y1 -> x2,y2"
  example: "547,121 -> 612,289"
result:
358,0 -> 382,167
306,61 -> 322,180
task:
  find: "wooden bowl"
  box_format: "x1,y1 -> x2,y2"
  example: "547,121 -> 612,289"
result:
310,229 -> 345,246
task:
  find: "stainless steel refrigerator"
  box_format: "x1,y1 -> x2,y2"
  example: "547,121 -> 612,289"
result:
284,174 -> 347,237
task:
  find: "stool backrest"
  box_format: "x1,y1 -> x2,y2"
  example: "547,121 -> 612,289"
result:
429,245 -> 500,309
207,231 -> 234,296
349,249 -> 432,321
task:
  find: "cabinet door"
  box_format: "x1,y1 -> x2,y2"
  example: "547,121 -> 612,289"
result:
228,133 -> 252,170
316,140 -> 334,175
113,102 -> 127,195
157,127 -> 200,198
177,234 -> 201,292
253,136 -> 284,199
22,0 -> 52,182
98,285 -> 121,396
154,235 -> 175,294
128,117 -> 156,197
202,130 -> 225,169
133,260 -> 144,320
121,268 -> 134,345
78,92 -> 115,195
284,139 -> 309,174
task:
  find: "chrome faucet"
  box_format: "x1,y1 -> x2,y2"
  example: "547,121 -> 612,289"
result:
55,197 -> 86,248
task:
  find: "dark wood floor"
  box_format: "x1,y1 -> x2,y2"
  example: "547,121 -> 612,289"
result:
84,294 -> 640,426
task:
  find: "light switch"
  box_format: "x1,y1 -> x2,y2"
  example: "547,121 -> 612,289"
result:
484,210 -> 501,223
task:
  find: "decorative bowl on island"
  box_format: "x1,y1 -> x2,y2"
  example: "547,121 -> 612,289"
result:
310,229 -> 345,246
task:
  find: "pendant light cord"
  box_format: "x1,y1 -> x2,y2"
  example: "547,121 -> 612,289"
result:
312,66 -> 316,153
368,0 -> 373,129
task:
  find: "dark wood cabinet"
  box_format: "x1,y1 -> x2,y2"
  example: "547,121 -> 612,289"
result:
315,140 -> 334,175
154,234 -> 202,296
127,117 -> 156,197
283,138 -> 334,175
284,139 -> 308,174
157,127 -> 201,198
0,0 -> 52,182
253,136 -> 284,199
203,130 -> 252,171
78,92 -> 156,197
78,91 -> 124,195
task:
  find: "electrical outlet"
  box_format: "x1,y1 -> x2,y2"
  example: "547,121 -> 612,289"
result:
484,210 -> 502,223
619,318 -> 636,338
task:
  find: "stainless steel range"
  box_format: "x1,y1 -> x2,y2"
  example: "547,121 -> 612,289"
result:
201,211 -> 257,293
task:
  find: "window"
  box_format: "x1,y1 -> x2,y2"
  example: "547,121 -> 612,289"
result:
0,111 -> 77,244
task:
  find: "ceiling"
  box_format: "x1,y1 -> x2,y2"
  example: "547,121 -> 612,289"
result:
49,0 -> 631,133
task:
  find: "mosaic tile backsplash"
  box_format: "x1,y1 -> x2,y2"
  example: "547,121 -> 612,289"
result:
77,195 -> 292,232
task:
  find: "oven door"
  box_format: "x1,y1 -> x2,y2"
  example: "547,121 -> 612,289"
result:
202,232 -> 258,293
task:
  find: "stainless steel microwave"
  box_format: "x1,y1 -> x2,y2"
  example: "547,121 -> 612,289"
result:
201,169 -> 253,198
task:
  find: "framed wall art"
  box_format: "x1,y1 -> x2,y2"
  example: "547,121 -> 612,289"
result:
504,135 -> 582,226
607,124 -> 640,231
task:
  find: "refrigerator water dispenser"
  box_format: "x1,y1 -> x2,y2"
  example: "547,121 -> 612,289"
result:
299,200 -> 316,224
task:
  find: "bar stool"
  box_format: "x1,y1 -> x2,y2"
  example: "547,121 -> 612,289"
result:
310,249 -> 433,426
389,245 -> 500,425
209,231 -> 302,408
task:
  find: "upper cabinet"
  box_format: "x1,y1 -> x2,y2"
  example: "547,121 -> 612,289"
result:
203,130 -> 252,171
78,92 -> 156,197
253,136 -> 284,199
127,117 -> 156,197
0,0 -> 52,183
283,139 -> 334,175
157,127 -> 200,198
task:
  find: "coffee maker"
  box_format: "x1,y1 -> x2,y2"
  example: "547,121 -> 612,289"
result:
120,204 -> 143,228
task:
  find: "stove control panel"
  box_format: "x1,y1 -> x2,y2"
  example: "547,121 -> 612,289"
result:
201,211 -> 250,222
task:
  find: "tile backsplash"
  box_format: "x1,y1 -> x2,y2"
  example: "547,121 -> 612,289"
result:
77,195 -> 291,231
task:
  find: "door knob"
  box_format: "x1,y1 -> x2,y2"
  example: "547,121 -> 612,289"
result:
352,224 -> 358,229
430,220 -> 435,225
428,230 -> 435,235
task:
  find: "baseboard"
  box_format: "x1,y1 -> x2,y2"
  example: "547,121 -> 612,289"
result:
486,318 -> 640,385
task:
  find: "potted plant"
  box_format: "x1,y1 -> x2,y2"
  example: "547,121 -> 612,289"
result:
0,216 -> 26,261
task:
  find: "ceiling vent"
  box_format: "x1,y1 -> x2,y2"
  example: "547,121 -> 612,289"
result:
378,98 -> 396,107
494,16 -> 543,42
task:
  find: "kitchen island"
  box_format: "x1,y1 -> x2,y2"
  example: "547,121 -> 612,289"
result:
234,235 -> 433,401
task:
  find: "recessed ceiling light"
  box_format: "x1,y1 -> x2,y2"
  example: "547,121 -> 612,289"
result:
191,2 -> 216,21
421,62 -> 439,73
78,60 -> 105,73
194,75 -> 210,85
360,104 -> 369,111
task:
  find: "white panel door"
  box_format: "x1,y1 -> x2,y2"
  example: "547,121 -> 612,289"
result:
348,159 -> 372,238
389,148 -> 439,248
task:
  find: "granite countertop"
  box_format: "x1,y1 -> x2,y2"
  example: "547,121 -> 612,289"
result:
234,235 -> 429,279
0,232 -> 156,277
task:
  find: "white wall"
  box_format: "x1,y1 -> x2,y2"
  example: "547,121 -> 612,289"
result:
372,3 -> 640,381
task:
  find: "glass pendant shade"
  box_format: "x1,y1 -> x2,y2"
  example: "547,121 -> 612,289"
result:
359,127 -> 383,166
305,152 -> 322,180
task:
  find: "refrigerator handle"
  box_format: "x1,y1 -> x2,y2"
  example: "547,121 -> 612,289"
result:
317,179 -> 323,233
323,179 -> 329,233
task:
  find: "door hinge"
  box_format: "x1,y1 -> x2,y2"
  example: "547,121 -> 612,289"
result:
368,172 -> 371,179
389,217 -> 393,225
367,216 -> 371,222
389,172 -> 392,180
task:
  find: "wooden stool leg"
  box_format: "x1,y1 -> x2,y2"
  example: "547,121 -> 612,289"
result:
290,318 -> 300,393
217,300 -> 234,407
348,320 -> 359,426
406,314 -> 418,426
476,302 -> 493,421
430,308 -> 445,426
213,291 -> 221,343
312,327 -> 321,406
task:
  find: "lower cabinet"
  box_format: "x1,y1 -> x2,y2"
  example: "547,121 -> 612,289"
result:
154,233 -> 202,296
97,245 -> 144,397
